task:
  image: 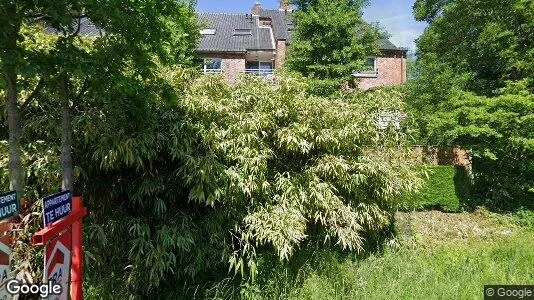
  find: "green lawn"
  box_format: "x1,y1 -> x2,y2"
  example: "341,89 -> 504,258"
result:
222,209 -> 534,300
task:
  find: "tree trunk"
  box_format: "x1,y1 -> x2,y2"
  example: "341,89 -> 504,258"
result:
2,4 -> 23,196
5,69 -> 23,195
59,76 -> 74,193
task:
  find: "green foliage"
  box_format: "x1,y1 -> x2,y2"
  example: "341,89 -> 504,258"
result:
408,0 -> 534,208
2,70 -> 421,298
2,3 -> 418,298
1,0 -> 200,293
287,0 -> 380,95
70,71 -> 421,297
428,92 -> 534,209
398,165 -> 471,212
202,210 -> 534,300
0,140 -> 60,283
413,0 -> 534,95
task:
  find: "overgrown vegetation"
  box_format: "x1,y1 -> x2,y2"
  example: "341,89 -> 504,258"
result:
198,210 -> 534,300
429,92 -> 534,209
407,0 -> 534,209
1,69 -> 422,297
1,0 -> 533,298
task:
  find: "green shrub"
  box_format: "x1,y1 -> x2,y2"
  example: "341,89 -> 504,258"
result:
2,71 -> 422,297
398,165 -> 471,212
429,92 -> 534,210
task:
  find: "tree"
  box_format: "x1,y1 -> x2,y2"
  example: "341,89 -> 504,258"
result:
407,0 -> 534,208
0,2 -> 27,196
286,0 -> 380,95
428,91 -> 534,209
0,0 -> 199,287
413,0 -> 534,96
1,0 -> 199,195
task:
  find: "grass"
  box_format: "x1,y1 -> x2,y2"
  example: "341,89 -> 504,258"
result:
209,209 -> 534,300
85,208 -> 534,299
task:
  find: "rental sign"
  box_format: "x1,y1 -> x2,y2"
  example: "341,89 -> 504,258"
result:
0,191 -> 19,221
43,191 -> 71,226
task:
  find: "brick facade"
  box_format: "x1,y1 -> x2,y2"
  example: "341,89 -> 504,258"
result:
356,50 -> 407,91
275,40 -> 286,69
198,7 -> 408,89
410,146 -> 471,168
199,53 -> 246,83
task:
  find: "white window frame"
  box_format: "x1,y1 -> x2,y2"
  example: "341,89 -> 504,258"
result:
203,58 -> 222,73
353,56 -> 378,78
200,28 -> 216,35
234,28 -> 252,36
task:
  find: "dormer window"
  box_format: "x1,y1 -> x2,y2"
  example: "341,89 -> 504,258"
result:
200,28 -> 216,35
234,28 -> 252,36
259,18 -> 272,27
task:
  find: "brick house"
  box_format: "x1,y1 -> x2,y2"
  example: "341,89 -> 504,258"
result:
198,2 -> 408,90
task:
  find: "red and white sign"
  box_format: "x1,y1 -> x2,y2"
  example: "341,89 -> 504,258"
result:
0,222 -> 12,300
44,228 -> 71,300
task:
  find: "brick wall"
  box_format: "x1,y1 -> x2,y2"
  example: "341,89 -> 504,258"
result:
356,50 -> 407,91
410,146 -> 471,168
275,40 -> 286,69
199,53 -> 246,83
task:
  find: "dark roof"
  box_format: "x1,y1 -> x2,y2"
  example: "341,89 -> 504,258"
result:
378,38 -> 406,52
197,13 -> 275,53
259,9 -> 294,42
197,10 -> 406,53
44,17 -> 105,36
45,13 -> 406,54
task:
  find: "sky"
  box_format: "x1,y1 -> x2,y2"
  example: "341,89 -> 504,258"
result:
196,0 -> 427,52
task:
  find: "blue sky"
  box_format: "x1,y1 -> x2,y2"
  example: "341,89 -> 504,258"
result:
196,0 -> 427,51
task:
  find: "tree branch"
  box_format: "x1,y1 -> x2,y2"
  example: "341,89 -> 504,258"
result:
74,77 -> 90,102
69,16 -> 83,38
21,77 -> 44,111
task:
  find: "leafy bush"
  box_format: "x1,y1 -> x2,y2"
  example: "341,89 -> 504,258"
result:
398,165 -> 471,212
429,92 -> 534,210
2,71 -> 422,297
80,72 -> 423,296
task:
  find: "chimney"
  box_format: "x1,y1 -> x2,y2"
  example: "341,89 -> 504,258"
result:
252,2 -> 262,15
279,0 -> 293,12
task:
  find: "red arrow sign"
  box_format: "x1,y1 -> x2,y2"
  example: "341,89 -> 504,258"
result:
45,228 -> 71,300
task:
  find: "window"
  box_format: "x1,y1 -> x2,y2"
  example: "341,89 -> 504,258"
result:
353,56 -> 378,77
364,57 -> 377,72
246,61 -> 273,70
234,28 -> 252,36
259,18 -> 272,27
245,61 -> 274,78
203,58 -> 222,73
200,28 -> 216,35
